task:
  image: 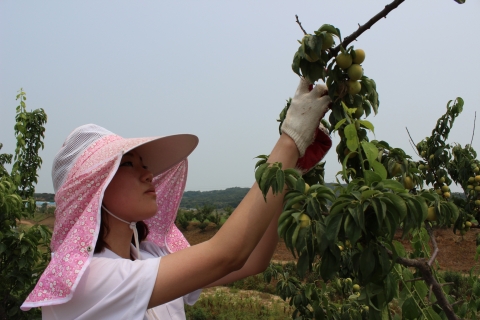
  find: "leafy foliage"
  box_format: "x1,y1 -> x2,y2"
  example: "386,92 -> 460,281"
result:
0,89 -> 51,319
255,15 -> 478,318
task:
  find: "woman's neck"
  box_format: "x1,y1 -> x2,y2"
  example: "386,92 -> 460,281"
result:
103,216 -> 135,259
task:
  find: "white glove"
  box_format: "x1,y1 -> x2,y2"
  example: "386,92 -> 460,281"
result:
281,78 -> 331,157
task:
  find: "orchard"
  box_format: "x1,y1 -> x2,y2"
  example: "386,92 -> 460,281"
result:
256,0 -> 480,319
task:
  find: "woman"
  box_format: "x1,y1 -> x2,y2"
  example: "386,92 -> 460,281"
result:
21,78 -> 331,319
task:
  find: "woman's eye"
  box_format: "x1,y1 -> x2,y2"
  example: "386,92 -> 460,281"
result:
120,161 -> 134,167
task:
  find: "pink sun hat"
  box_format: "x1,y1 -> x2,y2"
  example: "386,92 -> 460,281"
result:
21,124 -> 198,310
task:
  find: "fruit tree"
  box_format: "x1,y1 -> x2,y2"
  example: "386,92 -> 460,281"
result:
256,0 -> 479,319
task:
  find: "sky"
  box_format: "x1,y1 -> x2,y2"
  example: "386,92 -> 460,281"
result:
1,0 -> 479,194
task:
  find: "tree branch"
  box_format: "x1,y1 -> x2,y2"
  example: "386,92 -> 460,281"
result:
425,223 -> 439,266
295,15 -> 307,35
406,127 -> 420,157
330,0 -> 406,57
470,111 -> 476,146
383,245 -> 460,320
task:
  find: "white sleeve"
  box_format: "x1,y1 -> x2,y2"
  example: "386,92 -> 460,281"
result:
42,257 -> 160,320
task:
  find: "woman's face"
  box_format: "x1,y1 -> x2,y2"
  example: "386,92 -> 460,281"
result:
103,149 -> 158,222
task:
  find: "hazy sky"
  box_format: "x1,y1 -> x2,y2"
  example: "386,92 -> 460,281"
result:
1,1 -> 479,194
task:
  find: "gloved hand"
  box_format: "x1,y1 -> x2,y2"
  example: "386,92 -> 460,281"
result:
281,77 -> 331,157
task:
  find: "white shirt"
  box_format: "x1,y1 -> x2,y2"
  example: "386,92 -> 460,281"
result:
42,241 -> 202,320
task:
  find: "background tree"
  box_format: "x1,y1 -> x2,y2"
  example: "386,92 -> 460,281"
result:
0,89 -> 51,319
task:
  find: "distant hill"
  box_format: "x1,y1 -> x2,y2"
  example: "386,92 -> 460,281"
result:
34,193 -> 55,202
180,187 -> 249,209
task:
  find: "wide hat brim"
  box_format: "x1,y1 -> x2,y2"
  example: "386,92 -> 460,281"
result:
129,134 -> 199,177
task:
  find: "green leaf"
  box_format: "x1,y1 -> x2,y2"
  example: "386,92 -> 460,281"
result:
364,171 -> 382,186
358,120 -> 374,133
276,169 -> 285,192
414,281 -> 428,299
334,118 -> 347,131
344,123 -> 359,152
402,297 -> 421,319
370,160 -> 387,180
361,141 -> 378,164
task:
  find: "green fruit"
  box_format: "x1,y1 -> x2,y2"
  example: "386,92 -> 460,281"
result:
305,52 -> 319,62
404,176 -> 414,190
441,185 -> 450,192
439,177 -> 445,183
443,192 -> 451,198
421,151 -> 426,157
353,284 -> 360,292
348,80 -> 361,95
336,53 -> 353,69
435,189 -> 443,195
476,186 -> 480,192
292,203 -> 302,210
321,33 -> 334,50
391,163 -> 402,176
474,167 -> 479,173
429,154 -> 435,160
353,49 -> 365,64
468,185 -> 474,190
347,64 -> 363,81
346,278 -> 353,284
461,229 -> 467,236
475,200 -> 480,206
466,221 -> 472,227
299,214 -> 311,228
354,105 -> 364,119
476,176 -> 480,183
469,177 -> 475,183
427,207 -> 437,221
418,164 -> 425,170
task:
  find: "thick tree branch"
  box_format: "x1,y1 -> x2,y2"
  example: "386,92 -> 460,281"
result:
383,245 -> 459,320
330,0 -> 405,57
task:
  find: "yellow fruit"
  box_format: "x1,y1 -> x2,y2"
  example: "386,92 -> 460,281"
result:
338,245 -> 344,251
345,240 -> 351,248
418,164 -> 425,170
476,176 -> 480,183
439,177 -> 445,183
347,64 -> 363,81
466,221 -> 472,227
429,154 -> 435,160
353,49 -> 365,64
435,189 -> 443,195
346,278 -> 353,284
474,167 -> 479,173
348,80 -> 361,95
304,183 -> 310,194
469,177 -> 475,183
443,192 -> 451,198
427,207 -> 437,221
476,186 -> 480,192
404,176 -> 414,190
441,185 -> 450,192
475,200 -> 480,206
322,33 -> 334,50
336,53 -> 353,69
421,151 -> 426,157
353,284 -> 360,292
363,306 -> 369,312
391,163 -> 402,176
299,214 -> 311,228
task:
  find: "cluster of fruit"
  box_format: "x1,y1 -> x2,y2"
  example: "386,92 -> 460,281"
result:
467,165 -> 480,207
335,49 -> 365,96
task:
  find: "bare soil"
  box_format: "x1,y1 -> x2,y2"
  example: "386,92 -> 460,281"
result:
183,222 -> 480,273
